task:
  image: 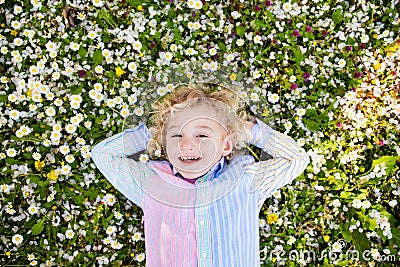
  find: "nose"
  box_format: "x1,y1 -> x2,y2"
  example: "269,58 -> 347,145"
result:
179,135 -> 195,150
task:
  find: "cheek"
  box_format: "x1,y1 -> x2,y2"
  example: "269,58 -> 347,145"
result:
165,140 -> 176,155
198,139 -> 218,155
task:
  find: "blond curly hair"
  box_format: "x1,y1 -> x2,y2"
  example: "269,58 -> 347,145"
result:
147,84 -> 250,159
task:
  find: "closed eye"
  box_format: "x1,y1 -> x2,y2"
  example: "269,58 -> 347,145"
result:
171,134 -> 182,138
197,134 -> 208,138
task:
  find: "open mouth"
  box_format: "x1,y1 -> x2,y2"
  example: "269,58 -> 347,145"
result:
179,156 -> 202,162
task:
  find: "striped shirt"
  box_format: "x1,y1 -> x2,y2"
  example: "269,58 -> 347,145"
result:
91,119 -> 309,266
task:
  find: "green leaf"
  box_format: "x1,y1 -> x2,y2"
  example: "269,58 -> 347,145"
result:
391,226 -> 400,241
92,50 -> 104,66
5,158 -> 17,165
218,42 -> 226,52
127,0 -> 144,8
254,20 -> 266,29
74,195 -> 85,205
340,222 -> 353,242
368,218 -> 377,231
70,84 -> 85,94
339,191 -> 352,199
37,180 -> 48,188
236,25 -> 245,38
337,260 -> 353,266
303,119 -> 320,132
332,10 -> 343,24
360,156 -> 400,179
314,111 -> 329,123
32,218 -> 45,235
297,203 -> 306,215
174,27 -> 181,42
352,231 -> 371,256
293,46 -> 304,63
371,156 -> 399,172
29,175 -> 41,183
305,108 -> 317,117
326,159 -> 335,170
0,94 -> 7,102
78,47 -> 87,58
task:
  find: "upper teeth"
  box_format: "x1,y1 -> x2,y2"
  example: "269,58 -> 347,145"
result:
181,156 -> 200,160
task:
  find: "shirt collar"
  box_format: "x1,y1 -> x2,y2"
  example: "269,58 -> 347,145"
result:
173,157 -> 226,182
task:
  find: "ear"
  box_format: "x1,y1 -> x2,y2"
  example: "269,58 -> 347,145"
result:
222,135 -> 233,157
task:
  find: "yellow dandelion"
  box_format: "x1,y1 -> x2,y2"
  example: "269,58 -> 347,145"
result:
373,61 -> 381,71
115,67 -> 125,77
137,5 -> 143,11
34,160 -> 45,171
47,170 -> 58,181
386,42 -> 400,56
262,107 -> 269,117
267,213 -> 279,224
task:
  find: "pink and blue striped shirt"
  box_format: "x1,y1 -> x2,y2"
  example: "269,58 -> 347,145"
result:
91,119 -> 309,266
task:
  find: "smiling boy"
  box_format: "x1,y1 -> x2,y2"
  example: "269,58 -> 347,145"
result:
165,101 -> 235,179
92,84 -> 309,266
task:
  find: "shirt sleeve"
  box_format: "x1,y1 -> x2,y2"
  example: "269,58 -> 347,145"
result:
245,118 -> 309,209
91,123 -> 151,208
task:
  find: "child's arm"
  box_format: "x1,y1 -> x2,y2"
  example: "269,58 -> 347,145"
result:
91,123 -> 151,208
245,118 -> 309,208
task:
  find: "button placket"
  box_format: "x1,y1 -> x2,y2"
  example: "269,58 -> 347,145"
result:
195,172 -> 212,267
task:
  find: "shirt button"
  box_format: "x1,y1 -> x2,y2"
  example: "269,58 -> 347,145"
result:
199,220 -> 205,225
202,252 -> 206,258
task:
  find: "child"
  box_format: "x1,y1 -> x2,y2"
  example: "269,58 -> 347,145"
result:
92,84 -> 309,266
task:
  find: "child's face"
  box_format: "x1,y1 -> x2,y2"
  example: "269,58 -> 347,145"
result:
165,103 -> 233,179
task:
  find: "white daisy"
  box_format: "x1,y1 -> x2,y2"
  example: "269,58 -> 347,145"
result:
103,194 -> 116,206
337,58 -> 346,68
139,154 -> 149,163
128,62 -> 137,72
163,52 -> 173,61
65,229 -> 75,239
282,2 -> 292,12
136,253 -> 145,262
12,234 -> 24,245
268,93 -> 280,103
28,205 -> 39,215
65,154 -> 75,164
6,148 -> 17,157
133,40 -> 142,51
111,240 -> 123,249
92,0 -> 104,7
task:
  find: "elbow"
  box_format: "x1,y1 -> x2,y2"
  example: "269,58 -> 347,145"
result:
91,143 -> 104,165
299,152 -> 310,171
302,152 -> 310,167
